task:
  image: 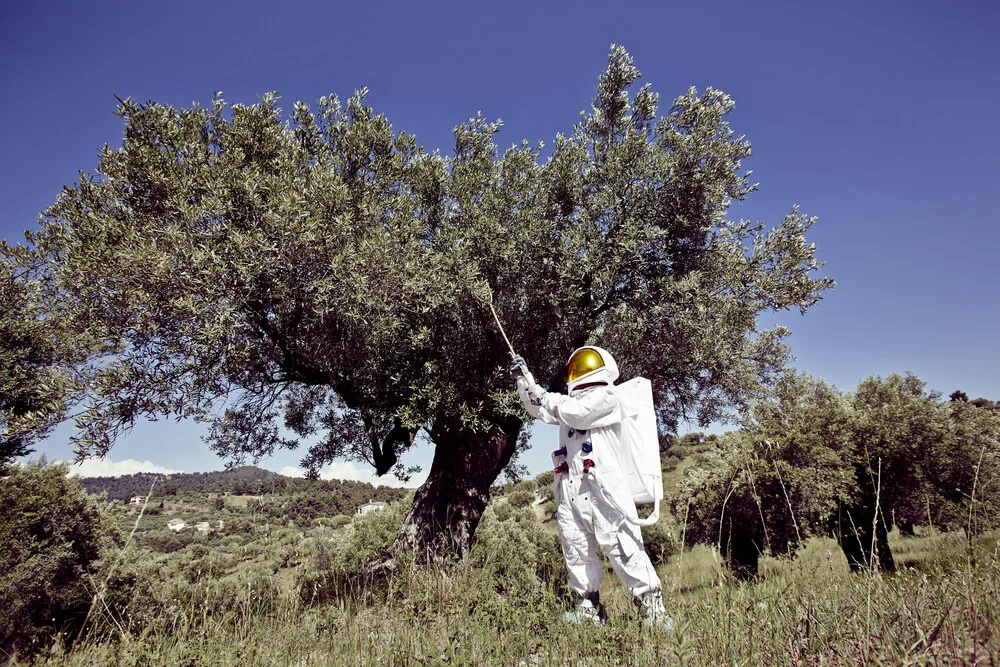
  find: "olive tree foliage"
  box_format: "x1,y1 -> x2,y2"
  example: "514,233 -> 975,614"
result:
14,46 -> 832,556
0,255 -> 94,463
522,48 -> 833,429
23,88 -> 460,474
943,399 -> 1000,535
847,374 -> 1000,556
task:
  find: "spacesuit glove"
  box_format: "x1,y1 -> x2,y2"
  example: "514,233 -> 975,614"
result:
508,354 -> 531,381
516,374 -> 545,406
508,354 -> 525,379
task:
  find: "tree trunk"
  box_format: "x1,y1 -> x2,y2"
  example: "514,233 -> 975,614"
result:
832,501 -> 896,573
394,414 -> 522,560
721,517 -> 762,581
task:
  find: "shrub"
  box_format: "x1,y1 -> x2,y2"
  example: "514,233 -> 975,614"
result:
298,499 -> 409,604
0,460 -> 108,656
507,489 -> 535,509
463,504 -> 566,632
493,499 -> 514,522
143,531 -> 188,553
314,515 -> 351,529
512,478 -> 537,494
640,519 -> 679,566
534,471 -> 554,487
91,547 -> 166,638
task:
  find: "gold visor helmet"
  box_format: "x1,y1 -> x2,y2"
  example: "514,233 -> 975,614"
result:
566,347 -> 606,385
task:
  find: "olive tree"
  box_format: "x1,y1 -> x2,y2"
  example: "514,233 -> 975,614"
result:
16,46 -> 832,558
677,375 -> 851,579
842,374 -> 999,570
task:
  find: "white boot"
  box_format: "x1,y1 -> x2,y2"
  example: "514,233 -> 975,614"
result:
561,593 -> 607,625
639,590 -> 675,631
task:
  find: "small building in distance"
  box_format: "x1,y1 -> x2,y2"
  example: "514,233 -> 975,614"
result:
357,501 -> 386,516
167,519 -> 186,533
129,496 -> 145,505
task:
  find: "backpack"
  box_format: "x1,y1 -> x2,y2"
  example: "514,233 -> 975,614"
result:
615,377 -> 663,525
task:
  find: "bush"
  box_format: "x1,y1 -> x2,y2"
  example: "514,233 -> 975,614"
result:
507,489 -> 535,509
464,504 -> 566,631
298,499 -> 410,604
640,519 -> 679,566
534,471 -> 554,487
512,478 -> 537,494
0,460 -> 109,656
493,499 -> 514,522
313,514 -> 351,530
91,547 -> 166,638
143,530 -> 192,553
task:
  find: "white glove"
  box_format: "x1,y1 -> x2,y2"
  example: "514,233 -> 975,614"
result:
516,374 -> 545,406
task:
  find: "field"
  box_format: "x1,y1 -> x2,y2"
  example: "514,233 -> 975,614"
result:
28,484 -> 1000,667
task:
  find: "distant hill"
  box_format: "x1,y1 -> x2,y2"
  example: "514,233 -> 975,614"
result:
79,466 -> 406,507
79,466 -> 279,500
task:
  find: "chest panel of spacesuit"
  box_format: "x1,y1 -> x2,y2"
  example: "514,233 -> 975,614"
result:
553,424 -> 622,477
552,423 -> 632,511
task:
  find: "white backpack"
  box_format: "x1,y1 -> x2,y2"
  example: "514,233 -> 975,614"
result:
615,377 -> 663,526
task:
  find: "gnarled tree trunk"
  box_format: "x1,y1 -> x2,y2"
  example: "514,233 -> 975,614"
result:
395,414 -> 522,559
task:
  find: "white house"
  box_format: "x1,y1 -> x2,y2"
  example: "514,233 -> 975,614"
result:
129,496 -> 145,505
356,501 -> 386,516
167,519 -> 186,533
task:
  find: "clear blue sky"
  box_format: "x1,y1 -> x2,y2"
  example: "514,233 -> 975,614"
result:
3,0 -> 998,483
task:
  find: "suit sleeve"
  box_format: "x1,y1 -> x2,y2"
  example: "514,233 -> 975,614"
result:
538,386 -> 620,429
516,377 -> 559,425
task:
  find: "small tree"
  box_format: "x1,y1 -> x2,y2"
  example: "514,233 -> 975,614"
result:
681,372 -> 1000,577
677,376 -> 851,579
837,374 -> 951,571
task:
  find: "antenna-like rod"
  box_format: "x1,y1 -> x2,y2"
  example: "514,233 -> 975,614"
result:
487,293 -> 517,358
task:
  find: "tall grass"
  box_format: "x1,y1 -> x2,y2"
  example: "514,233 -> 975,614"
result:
32,516 -> 1000,666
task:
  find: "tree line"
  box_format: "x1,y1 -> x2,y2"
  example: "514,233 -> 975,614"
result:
78,465 -> 277,500
675,373 -> 1000,579
80,464 -> 407,509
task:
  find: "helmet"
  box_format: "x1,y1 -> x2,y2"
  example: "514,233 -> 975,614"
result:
566,346 -> 619,392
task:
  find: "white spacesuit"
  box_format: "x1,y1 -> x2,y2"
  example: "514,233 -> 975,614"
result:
513,346 -> 674,629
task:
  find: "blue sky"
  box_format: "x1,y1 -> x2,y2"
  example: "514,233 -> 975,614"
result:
3,0 -> 998,484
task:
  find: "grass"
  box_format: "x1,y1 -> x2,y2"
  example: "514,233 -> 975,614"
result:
33,525 -> 1000,666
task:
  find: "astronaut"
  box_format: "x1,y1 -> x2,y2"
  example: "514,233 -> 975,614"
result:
512,346 -> 674,629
